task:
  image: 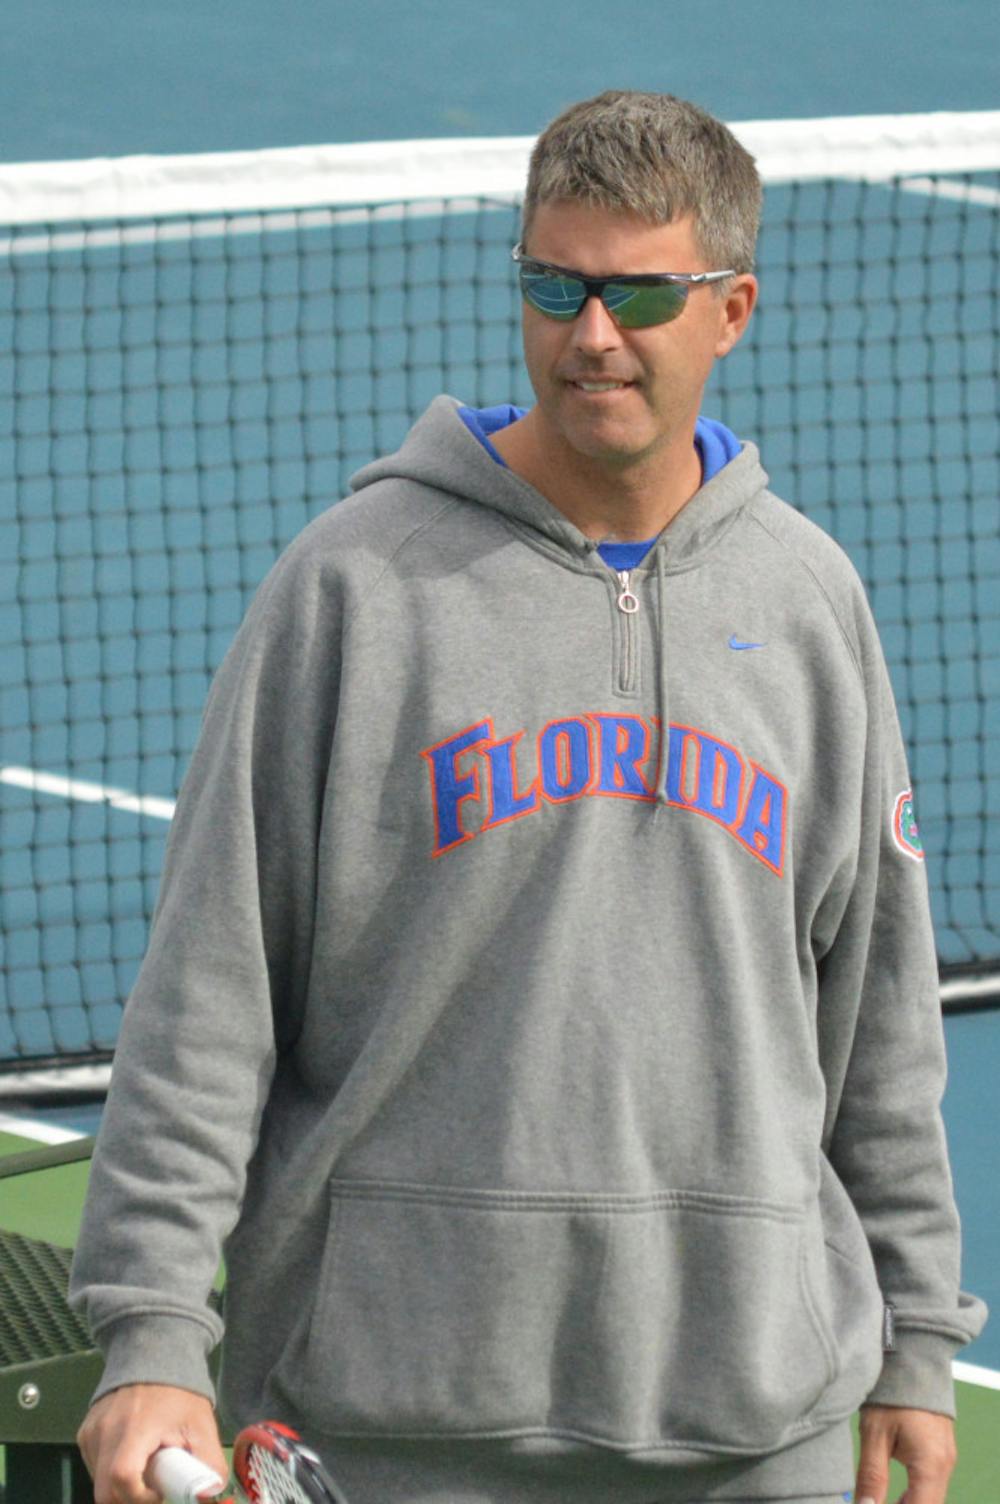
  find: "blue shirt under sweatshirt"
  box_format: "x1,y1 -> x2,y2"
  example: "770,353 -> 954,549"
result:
458,404 -> 742,569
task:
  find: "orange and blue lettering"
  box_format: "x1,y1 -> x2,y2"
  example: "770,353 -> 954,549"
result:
589,713 -> 654,799
481,731 -> 540,831
421,719 -> 493,856
734,764 -> 786,875
665,725 -> 744,827
420,712 -> 787,876
539,718 -> 593,802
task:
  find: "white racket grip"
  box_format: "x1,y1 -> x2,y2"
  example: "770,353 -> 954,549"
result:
149,1446 -> 225,1503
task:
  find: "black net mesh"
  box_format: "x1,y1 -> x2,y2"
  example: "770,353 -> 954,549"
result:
1,167 -> 998,1065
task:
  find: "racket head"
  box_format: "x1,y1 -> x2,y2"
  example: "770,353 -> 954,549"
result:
232,1421 -> 345,1504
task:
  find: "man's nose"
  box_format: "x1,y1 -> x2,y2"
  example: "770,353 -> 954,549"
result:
569,294 -> 624,353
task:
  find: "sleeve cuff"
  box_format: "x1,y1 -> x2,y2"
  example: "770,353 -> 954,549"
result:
864,1328 -> 960,1417
90,1312 -> 220,1407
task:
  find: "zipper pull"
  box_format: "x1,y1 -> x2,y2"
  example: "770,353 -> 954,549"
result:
617,571 -> 640,615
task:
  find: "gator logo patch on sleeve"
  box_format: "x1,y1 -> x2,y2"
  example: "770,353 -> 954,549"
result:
892,789 -> 924,861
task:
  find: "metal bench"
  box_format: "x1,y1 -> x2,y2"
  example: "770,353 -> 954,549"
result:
0,1138 -> 101,1502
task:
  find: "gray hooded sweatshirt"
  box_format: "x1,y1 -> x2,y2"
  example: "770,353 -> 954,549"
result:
70,396 -> 986,1503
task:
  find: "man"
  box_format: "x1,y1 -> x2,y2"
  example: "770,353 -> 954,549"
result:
73,91 -> 985,1504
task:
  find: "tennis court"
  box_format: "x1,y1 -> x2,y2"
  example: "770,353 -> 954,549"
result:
2,5 -> 999,1498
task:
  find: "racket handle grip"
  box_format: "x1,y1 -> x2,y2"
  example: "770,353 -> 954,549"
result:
149,1446 -> 225,1502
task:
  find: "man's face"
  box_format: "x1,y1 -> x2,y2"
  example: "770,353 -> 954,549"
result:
519,200 -> 755,473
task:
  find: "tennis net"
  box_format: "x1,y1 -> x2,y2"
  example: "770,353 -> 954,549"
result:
2,112 -> 999,1071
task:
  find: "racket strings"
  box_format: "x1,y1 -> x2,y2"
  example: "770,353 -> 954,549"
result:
243,1444 -> 311,1504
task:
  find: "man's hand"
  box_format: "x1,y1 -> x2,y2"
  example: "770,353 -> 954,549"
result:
855,1404 -> 957,1504
77,1383 -> 227,1504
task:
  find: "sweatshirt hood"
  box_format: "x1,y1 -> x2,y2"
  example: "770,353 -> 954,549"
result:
350,395 -> 771,573
350,395 -> 772,806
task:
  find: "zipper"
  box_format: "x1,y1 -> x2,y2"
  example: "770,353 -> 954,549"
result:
615,570 -> 640,693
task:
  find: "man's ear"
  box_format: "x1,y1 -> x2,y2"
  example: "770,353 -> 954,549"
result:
715,274 -> 758,358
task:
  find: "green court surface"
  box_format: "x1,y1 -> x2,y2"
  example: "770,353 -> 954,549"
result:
0,1125 -> 997,1502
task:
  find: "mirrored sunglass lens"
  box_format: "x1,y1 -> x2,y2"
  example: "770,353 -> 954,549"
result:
602,281 -> 688,327
519,271 -> 586,320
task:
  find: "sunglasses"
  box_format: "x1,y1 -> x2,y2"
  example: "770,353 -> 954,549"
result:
512,244 -> 735,329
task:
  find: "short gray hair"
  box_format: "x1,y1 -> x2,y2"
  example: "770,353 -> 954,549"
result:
522,91 -> 762,275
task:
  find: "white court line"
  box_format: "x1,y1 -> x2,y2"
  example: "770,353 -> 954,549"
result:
3,174 -> 995,259
0,1062 -> 112,1100
0,1111 -> 86,1144
1,193 -> 511,258
941,973 -> 1000,1006
897,175 -> 1000,207
1,765 -> 175,821
953,1359 -> 1000,1392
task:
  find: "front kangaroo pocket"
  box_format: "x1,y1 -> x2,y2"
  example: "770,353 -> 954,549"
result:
298,1181 -> 838,1452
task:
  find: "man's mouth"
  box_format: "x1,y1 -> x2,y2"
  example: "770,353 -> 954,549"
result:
566,378 -> 634,393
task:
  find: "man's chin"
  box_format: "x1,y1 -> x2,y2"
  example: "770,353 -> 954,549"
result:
553,416 -> 657,469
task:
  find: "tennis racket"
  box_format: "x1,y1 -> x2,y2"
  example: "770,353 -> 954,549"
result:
151,1420 -> 348,1504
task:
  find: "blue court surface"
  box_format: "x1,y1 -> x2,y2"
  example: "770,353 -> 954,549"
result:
4,0 -> 998,162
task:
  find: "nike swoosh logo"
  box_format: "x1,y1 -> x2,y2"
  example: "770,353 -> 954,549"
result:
728,635 -> 767,651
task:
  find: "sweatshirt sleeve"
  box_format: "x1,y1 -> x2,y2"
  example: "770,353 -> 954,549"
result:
69,536 -> 342,1402
816,592 -> 988,1417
